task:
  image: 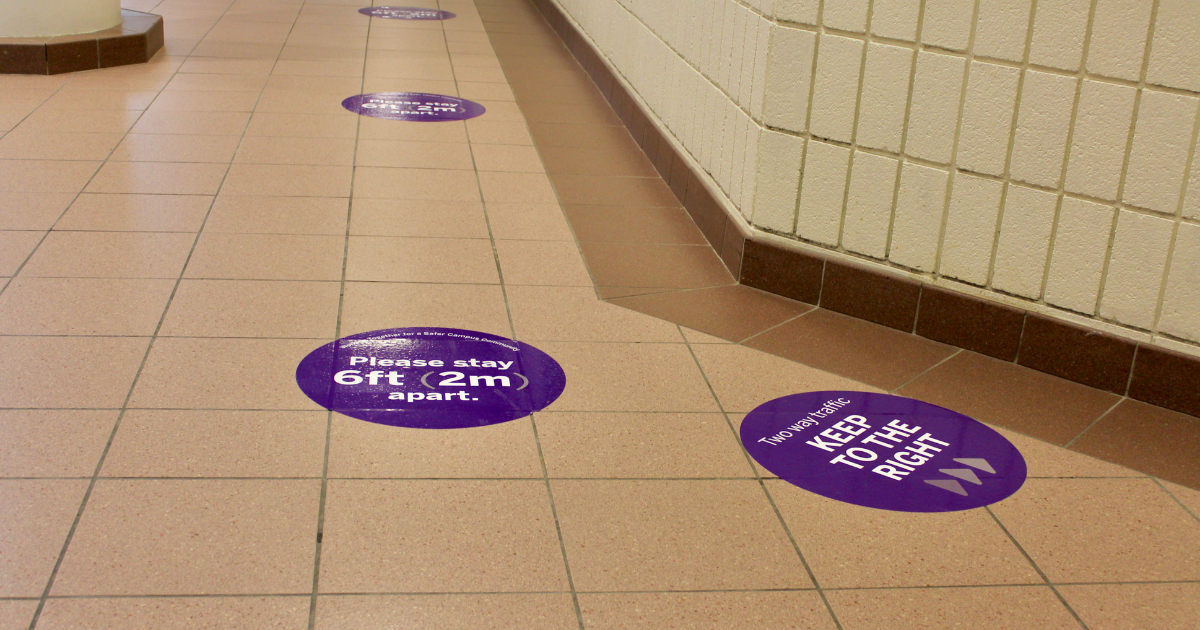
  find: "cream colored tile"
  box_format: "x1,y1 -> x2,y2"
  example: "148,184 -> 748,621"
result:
0,410 -> 116,477
160,279 -> 341,337
348,199 -> 488,238
0,278 -> 174,335
205,195 -> 348,234
344,236 -> 499,283
55,194 -> 212,232
37,598 -> 310,630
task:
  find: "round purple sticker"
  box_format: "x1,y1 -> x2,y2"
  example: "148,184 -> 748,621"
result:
741,392 -> 1026,512
358,6 -> 456,20
296,328 -> 566,429
342,92 -> 486,122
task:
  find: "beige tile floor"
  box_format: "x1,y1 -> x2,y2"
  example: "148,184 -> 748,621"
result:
0,0 -> 1198,628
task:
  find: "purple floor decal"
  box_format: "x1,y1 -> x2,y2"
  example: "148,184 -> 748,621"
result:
358,6 -> 456,20
297,328 -> 566,429
342,92 -> 486,121
741,391 -> 1026,512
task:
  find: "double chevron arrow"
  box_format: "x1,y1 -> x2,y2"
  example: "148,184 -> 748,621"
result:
924,458 -> 996,496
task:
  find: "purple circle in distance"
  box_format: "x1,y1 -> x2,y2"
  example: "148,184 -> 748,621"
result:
741,391 -> 1026,512
358,6 -> 456,20
296,327 -> 566,429
342,92 -> 486,122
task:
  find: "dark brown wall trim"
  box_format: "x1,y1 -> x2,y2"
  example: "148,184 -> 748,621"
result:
0,10 -> 163,75
525,0 -> 1200,420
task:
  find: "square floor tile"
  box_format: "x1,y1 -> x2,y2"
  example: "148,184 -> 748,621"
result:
612,284 -> 811,343
338,282 -> 511,336
0,160 -> 101,193
552,479 -> 810,590
128,337 -> 328,410
234,136 -> 357,166
472,144 -> 544,172
327,415 -> 543,478
549,174 -> 678,207
1058,583 -> 1200,630
102,410 -> 327,478
55,194 -> 212,232
0,193 -> 74,230
690,344 -> 878,413
536,412 -> 754,478
246,112 -> 358,139
579,242 -> 733,289
354,139 -> 474,170
496,240 -> 591,285
537,341 -> 720,412
146,90 -> 260,112
314,594 -> 577,630
825,586 -> 1080,630
52,479 -> 320,595
994,427 -> 1140,479
990,478 -> 1200,582
318,480 -> 568,592
205,195 -> 349,235
0,410 -> 116,477
130,110 -> 251,136
766,479 -> 1041,588
743,309 -> 957,389
465,120 -> 533,145
0,479 -> 89,596
0,601 -> 36,630
348,199 -> 489,238
21,231 -> 195,278
185,233 -> 345,280
578,592 -> 837,630
897,351 -> 1122,445
507,285 -> 681,342
85,161 -> 228,195
563,204 -> 705,244
539,146 -> 659,177
110,133 -> 242,163
0,230 -> 43,276
160,279 -> 341,338
357,118 -> 468,143
0,277 -> 174,335
0,336 -> 149,408
1070,399 -> 1200,489
486,202 -> 573,241
478,171 -> 558,204
221,164 -> 353,197
345,236 -> 499,283
352,167 -> 480,201
0,130 -> 124,161
36,597 -> 311,630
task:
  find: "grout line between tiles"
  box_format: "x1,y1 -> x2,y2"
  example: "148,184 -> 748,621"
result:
1062,396 -> 1125,449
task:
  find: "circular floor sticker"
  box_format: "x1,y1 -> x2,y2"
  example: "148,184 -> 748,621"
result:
296,328 -> 566,429
342,92 -> 486,121
741,391 -> 1026,512
358,6 -> 456,20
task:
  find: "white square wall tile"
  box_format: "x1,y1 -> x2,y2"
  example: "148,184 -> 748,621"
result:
740,119 -> 763,219
775,0 -> 818,25
975,0 -> 1032,63
904,51 -> 965,164
1087,0 -> 1153,82
1099,210 -> 1174,329
1044,197 -> 1115,315
736,12 -> 760,107
795,140 -> 851,246
823,0 -> 869,33
749,19 -> 773,120
761,26 -> 816,133
717,2 -> 738,91
1185,163 -> 1200,221
751,131 -> 804,233
1009,70 -> 1076,188
1123,90 -> 1198,215
1146,0 -> 1200,93
957,61 -> 1020,176
992,184 -> 1058,299
856,43 -> 913,154
1160,223 -> 1200,342
1028,0 -> 1090,71
1065,81 -> 1137,202
870,0 -> 921,42
808,35 -> 864,144
940,173 -> 1004,285
842,151 -> 899,259
889,162 -> 949,272
921,0 -> 975,52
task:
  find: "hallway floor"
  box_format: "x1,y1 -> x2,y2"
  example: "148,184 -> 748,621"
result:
1,0 -> 1199,628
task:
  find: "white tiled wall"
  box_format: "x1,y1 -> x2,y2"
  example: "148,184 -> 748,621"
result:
552,0 -> 1200,351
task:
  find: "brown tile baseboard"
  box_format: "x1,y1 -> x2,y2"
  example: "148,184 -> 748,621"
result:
523,0 -> 1200,420
0,10 -> 163,75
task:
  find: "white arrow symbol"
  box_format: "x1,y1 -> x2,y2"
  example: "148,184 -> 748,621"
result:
926,479 -> 968,496
940,468 -> 983,485
953,458 -> 996,474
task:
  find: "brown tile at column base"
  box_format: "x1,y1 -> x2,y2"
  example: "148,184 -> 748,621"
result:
595,286 -> 676,299
821,260 -> 921,332
896,351 -> 1121,445
1017,314 -> 1136,395
719,221 -> 745,279
916,286 -> 1025,361
1129,345 -> 1200,418
745,309 -> 956,391
578,241 -> 734,290
683,179 -> 728,250
1070,399 -> 1200,490
46,39 -> 99,75
0,40 -> 48,74
562,205 -> 707,245
739,239 -> 824,305
609,284 -> 812,343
